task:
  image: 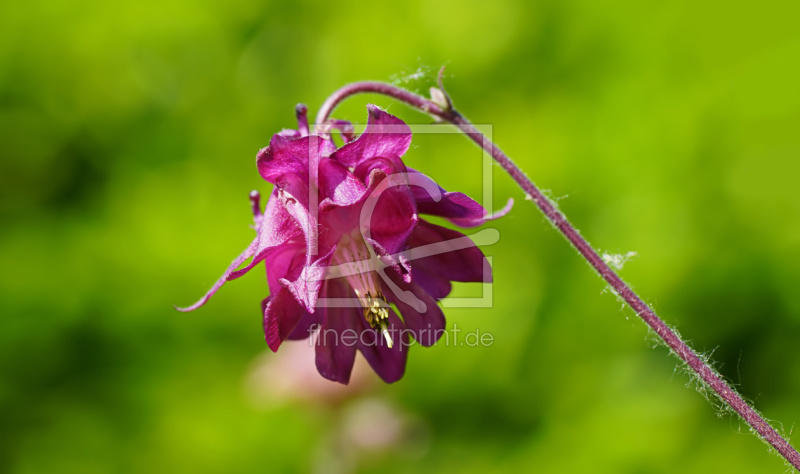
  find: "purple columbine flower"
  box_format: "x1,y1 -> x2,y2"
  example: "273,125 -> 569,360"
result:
179,104 -> 511,384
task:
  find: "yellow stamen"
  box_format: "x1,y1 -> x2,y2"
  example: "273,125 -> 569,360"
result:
362,291 -> 393,348
332,232 -> 394,348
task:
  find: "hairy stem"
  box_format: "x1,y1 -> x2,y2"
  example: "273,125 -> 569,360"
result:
315,78 -> 800,470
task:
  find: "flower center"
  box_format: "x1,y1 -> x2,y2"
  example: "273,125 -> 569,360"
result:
333,232 -> 393,348
362,291 -> 392,348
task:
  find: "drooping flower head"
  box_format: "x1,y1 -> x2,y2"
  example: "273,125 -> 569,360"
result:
179,104 -> 511,384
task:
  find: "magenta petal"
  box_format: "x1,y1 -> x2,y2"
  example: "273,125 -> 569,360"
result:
283,189 -> 318,252
263,242 -> 305,295
319,168 -> 418,256
352,155 -> 407,185
258,189 -> 304,245
281,191 -> 337,312
320,137 -> 338,158
447,197 -> 513,228
330,105 -> 412,167
408,170 -> 481,221
176,239 -> 258,312
362,170 -> 418,255
383,275 -> 446,347
263,288 -> 310,352
318,158 -> 367,207
256,135 -> 322,205
256,134 -> 321,183
355,308 -> 408,383
280,245 -> 336,313
365,237 -> 411,284
287,310 -> 322,340
406,220 -> 492,283
416,191 -> 484,223
409,266 -> 452,300
228,191 -> 302,281
409,169 -> 513,227
177,189 -> 303,312
314,280 -> 358,384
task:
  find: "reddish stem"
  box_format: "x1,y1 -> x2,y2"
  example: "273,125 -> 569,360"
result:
315,80 -> 800,470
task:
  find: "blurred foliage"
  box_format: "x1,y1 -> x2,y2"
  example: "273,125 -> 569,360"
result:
2,0 -> 800,472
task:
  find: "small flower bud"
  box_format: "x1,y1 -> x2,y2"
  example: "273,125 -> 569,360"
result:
429,87 -> 449,111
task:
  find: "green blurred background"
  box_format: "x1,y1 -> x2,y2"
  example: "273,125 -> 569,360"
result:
2,0 -> 800,472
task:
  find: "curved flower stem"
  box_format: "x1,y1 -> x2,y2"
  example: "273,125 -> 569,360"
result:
316,79 -> 800,470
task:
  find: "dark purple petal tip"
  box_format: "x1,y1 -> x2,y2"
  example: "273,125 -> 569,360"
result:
330,105 -> 412,167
